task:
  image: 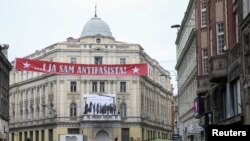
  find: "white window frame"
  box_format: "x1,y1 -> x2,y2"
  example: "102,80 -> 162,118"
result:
100,81 -> 105,93
70,81 -> 77,92
201,1 -> 206,27
229,79 -> 241,117
94,56 -> 103,64
202,48 -> 208,74
92,81 -> 97,92
70,102 -> 77,117
70,57 -> 77,64
216,22 -> 225,55
120,82 -> 126,93
120,58 -> 126,64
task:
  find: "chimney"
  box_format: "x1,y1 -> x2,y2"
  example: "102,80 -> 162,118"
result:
0,44 -> 9,58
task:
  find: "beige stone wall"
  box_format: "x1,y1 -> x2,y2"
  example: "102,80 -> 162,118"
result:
9,36 -> 173,141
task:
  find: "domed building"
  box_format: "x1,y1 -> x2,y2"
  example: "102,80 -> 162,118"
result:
9,12 -> 173,141
80,16 -> 113,38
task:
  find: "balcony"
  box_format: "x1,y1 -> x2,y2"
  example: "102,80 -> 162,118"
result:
197,74 -> 209,95
228,43 -> 241,81
209,54 -> 228,83
82,115 -> 121,121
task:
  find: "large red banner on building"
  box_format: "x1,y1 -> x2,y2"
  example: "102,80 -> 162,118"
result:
15,58 -> 148,76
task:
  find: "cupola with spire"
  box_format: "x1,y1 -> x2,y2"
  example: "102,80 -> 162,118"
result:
80,5 -> 113,38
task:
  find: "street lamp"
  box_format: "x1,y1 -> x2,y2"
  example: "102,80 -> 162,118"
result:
171,24 -> 181,28
171,24 -> 196,28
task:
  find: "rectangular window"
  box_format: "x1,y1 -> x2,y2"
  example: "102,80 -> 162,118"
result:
41,130 -> 44,141
50,83 -> 54,93
37,87 -> 40,96
217,22 -> 225,55
43,85 -> 46,96
100,81 -> 105,92
94,57 -> 102,64
92,81 -> 97,92
48,129 -> 53,141
70,57 -> 77,64
30,131 -> 33,141
229,79 -> 241,117
243,0 -> 250,18
122,128 -> 129,141
120,58 -> 126,64
202,48 -> 209,74
70,81 -> 77,92
36,130 -> 39,141
68,128 -> 80,134
235,13 -> 239,42
19,132 -> 22,141
201,1 -> 206,27
120,82 -> 126,92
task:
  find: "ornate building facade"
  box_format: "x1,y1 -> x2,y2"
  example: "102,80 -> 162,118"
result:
174,0 -> 202,141
9,14 -> 174,141
0,44 -> 12,141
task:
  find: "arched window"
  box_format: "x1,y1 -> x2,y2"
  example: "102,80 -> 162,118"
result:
70,102 -> 77,117
120,102 -> 127,117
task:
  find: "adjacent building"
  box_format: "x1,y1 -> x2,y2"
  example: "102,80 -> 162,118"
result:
239,0 -> 250,125
9,14 -> 174,141
174,0 -> 203,141
0,44 -> 12,141
195,0 -> 242,140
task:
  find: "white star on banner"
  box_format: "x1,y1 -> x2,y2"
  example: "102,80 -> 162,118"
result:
132,66 -> 139,74
23,61 -> 31,69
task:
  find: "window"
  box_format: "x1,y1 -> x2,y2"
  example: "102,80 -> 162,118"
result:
235,13 -> 239,43
201,1 -> 206,27
120,82 -> 126,92
70,81 -> 77,92
96,38 -> 101,43
95,57 -> 102,64
41,130 -> 44,141
120,102 -> 127,117
36,104 -> 39,118
120,58 -> 126,64
202,48 -> 208,74
37,87 -> 40,96
243,0 -> 250,18
217,22 -> 225,54
70,57 -> 77,64
100,81 -> 105,92
68,128 -> 80,134
50,83 -> 54,93
48,129 -> 53,141
92,81 -> 97,92
70,102 -> 77,117
19,132 -> 22,141
229,79 -> 241,116
36,130 -> 39,141
43,85 -> 46,96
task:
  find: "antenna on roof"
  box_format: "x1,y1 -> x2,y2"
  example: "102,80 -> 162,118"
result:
95,4 -> 97,17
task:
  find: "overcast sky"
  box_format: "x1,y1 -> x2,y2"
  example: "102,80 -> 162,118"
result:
0,0 -> 189,95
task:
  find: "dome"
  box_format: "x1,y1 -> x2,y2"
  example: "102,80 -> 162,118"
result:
80,16 -> 113,38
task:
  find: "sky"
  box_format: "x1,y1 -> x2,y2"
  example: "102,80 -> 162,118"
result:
0,0 -> 189,95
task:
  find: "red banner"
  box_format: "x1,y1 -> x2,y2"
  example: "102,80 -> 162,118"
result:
15,58 -> 148,76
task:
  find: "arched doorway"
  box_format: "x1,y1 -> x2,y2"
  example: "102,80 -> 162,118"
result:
95,130 -> 111,141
